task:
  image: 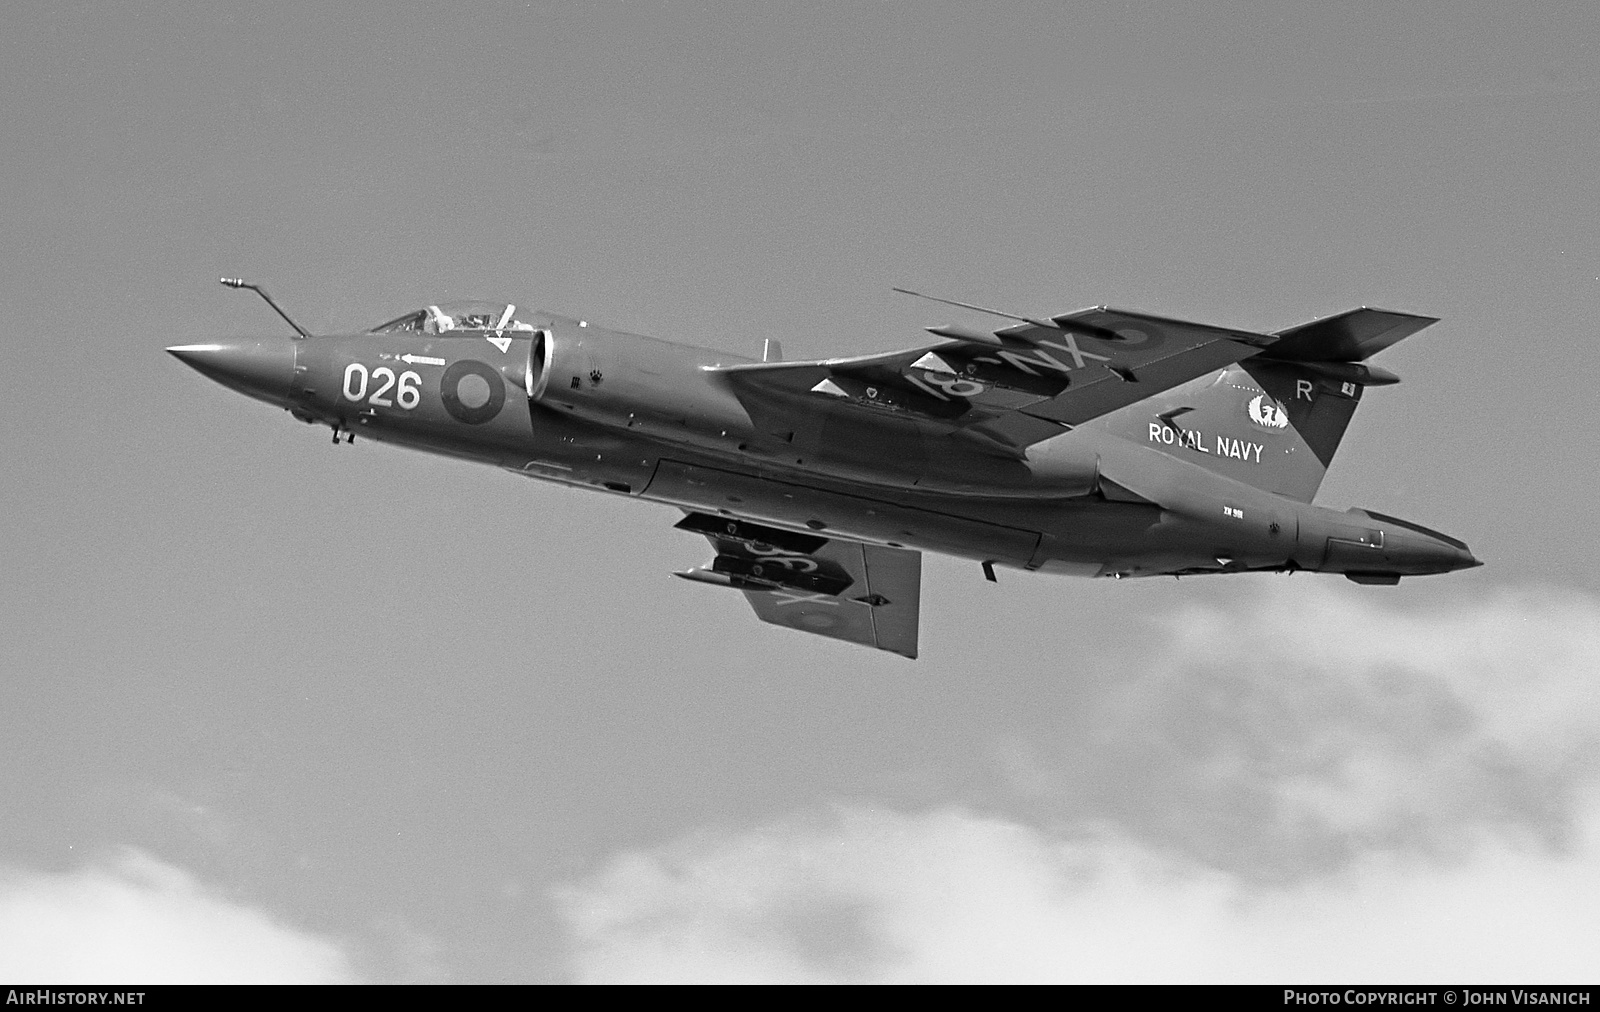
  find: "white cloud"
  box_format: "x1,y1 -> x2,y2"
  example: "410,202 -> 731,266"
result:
556,583 -> 1600,983
559,804 -> 1600,983
0,850 -> 361,983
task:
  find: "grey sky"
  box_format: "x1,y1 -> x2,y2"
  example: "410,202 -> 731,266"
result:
2,0 -> 1598,982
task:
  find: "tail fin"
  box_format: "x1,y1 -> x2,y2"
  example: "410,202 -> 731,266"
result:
1109,308 -> 1438,503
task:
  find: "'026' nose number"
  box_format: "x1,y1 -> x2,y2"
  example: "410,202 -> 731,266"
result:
342,363 -> 422,409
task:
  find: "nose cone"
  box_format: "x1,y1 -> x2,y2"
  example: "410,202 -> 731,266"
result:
1425,534 -> 1483,574
168,338 -> 298,407
1395,528 -> 1483,575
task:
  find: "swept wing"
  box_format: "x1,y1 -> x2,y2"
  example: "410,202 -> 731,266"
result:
710,307 -> 1276,452
673,512 -> 921,658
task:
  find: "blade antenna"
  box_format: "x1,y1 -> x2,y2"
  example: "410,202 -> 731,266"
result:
219,277 -> 311,338
891,286 -> 1059,330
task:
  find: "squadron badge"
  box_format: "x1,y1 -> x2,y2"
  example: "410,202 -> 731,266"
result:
1247,393 -> 1290,431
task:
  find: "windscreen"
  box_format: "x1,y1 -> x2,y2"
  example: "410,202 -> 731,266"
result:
369,302 -> 538,335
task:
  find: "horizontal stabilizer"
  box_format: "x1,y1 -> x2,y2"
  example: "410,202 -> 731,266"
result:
1266,308 -> 1438,363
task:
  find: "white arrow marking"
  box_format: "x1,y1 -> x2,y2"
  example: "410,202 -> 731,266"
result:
486,335 -> 512,353
399,354 -> 446,366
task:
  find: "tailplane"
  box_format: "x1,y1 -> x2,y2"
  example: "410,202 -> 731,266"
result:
1265,307 -> 1438,364
1101,308 -> 1438,503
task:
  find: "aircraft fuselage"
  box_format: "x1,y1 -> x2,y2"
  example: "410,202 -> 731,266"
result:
171,311 -> 1476,585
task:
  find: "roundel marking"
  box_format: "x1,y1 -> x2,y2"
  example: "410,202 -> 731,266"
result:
440,360 -> 505,424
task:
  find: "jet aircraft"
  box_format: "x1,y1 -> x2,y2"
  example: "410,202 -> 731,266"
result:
170,279 -> 1479,658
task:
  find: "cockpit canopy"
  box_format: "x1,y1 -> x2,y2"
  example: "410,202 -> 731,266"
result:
369,301 -> 538,335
